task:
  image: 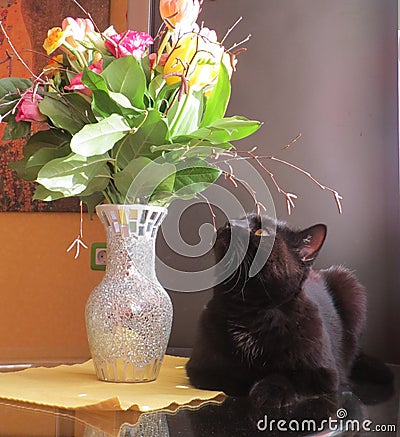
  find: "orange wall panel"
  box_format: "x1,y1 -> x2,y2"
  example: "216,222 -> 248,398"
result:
0,212 -> 105,363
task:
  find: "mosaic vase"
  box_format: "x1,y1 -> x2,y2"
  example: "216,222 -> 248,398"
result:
85,204 -> 173,382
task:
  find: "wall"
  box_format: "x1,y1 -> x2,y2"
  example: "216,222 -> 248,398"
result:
166,0 -> 400,363
1,0 -> 398,364
0,213 -> 105,363
0,0 -> 119,364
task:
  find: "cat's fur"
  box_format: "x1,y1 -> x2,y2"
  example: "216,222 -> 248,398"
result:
186,214 -> 391,408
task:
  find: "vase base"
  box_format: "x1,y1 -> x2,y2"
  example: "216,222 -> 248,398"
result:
94,357 -> 163,383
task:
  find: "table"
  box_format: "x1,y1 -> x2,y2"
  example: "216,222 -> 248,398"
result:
0,362 -> 398,436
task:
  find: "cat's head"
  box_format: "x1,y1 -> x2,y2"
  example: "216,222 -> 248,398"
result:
214,213 -> 326,305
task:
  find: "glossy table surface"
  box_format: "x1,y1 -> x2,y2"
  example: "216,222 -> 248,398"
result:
0,358 -> 398,437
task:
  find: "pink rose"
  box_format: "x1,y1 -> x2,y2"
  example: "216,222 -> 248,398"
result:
105,30 -> 153,59
15,90 -> 47,123
64,60 -> 103,95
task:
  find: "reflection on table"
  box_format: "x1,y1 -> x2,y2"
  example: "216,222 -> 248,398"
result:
0,369 -> 398,437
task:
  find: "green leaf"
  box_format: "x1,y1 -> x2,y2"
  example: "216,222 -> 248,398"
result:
176,116 -> 262,144
81,68 -> 108,92
26,144 -> 71,170
80,191 -> 105,217
90,89 -> 124,119
37,152 -> 110,196
157,82 -> 180,102
148,75 -> 166,101
109,92 -> 135,109
150,143 -> 187,154
9,157 -> 40,181
8,129 -> 71,180
78,167 -> 110,196
150,139 -> 232,154
210,117 -> 262,137
148,191 -> 175,206
114,157 -> 176,203
200,62 -> 231,127
115,109 -> 168,167
70,113 -> 131,157
109,92 -> 145,118
0,97 -> 20,121
29,129 -> 71,148
0,77 -> 32,97
140,56 -> 151,85
25,143 -> 71,178
114,156 -> 152,200
173,157 -> 221,197
39,93 -> 95,134
2,117 -> 30,140
168,89 -> 204,138
33,185 -> 66,201
100,55 -> 115,70
0,78 -> 32,117
102,57 -> 146,109
82,68 -> 144,119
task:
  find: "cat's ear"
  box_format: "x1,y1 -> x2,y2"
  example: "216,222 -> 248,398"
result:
298,224 -> 327,262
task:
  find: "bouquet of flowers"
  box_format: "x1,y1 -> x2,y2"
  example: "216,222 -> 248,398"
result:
0,0 -> 261,213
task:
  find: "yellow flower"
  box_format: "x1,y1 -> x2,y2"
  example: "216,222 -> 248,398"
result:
164,29 -> 225,91
43,27 -> 68,55
159,0 -> 200,30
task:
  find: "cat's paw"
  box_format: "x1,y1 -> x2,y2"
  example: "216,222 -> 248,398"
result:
249,375 -> 297,409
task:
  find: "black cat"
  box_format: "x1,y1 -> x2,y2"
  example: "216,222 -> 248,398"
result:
186,214 -> 392,409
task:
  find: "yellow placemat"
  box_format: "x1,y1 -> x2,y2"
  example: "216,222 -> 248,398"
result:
0,356 -> 226,411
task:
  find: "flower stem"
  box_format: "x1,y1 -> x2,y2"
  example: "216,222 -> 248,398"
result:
155,29 -> 171,69
169,87 -> 191,137
62,42 -> 88,70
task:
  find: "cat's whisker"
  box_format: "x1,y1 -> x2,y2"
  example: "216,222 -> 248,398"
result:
223,254 -> 243,293
257,272 -> 271,300
220,248 -> 241,287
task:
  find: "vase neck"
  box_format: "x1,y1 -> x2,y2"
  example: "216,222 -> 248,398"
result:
96,204 -> 167,281
106,231 -> 157,280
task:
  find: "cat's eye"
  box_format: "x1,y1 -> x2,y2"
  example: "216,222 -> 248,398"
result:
255,229 -> 269,237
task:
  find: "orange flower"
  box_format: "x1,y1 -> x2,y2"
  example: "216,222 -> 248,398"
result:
159,0 -> 200,30
42,54 -> 64,77
43,27 -> 68,55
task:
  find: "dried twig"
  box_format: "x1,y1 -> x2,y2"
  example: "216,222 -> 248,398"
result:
0,50 -> 12,76
70,0 -> 101,33
198,192 -> 217,232
281,132 -> 302,151
212,140 -> 343,215
0,21 -> 38,79
270,156 -> 343,213
67,201 -> 89,259
219,162 -> 267,215
163,72 -> 188,101
227,33 -> 252,53
221,16 -> 243,44
248,150 -> 298,215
